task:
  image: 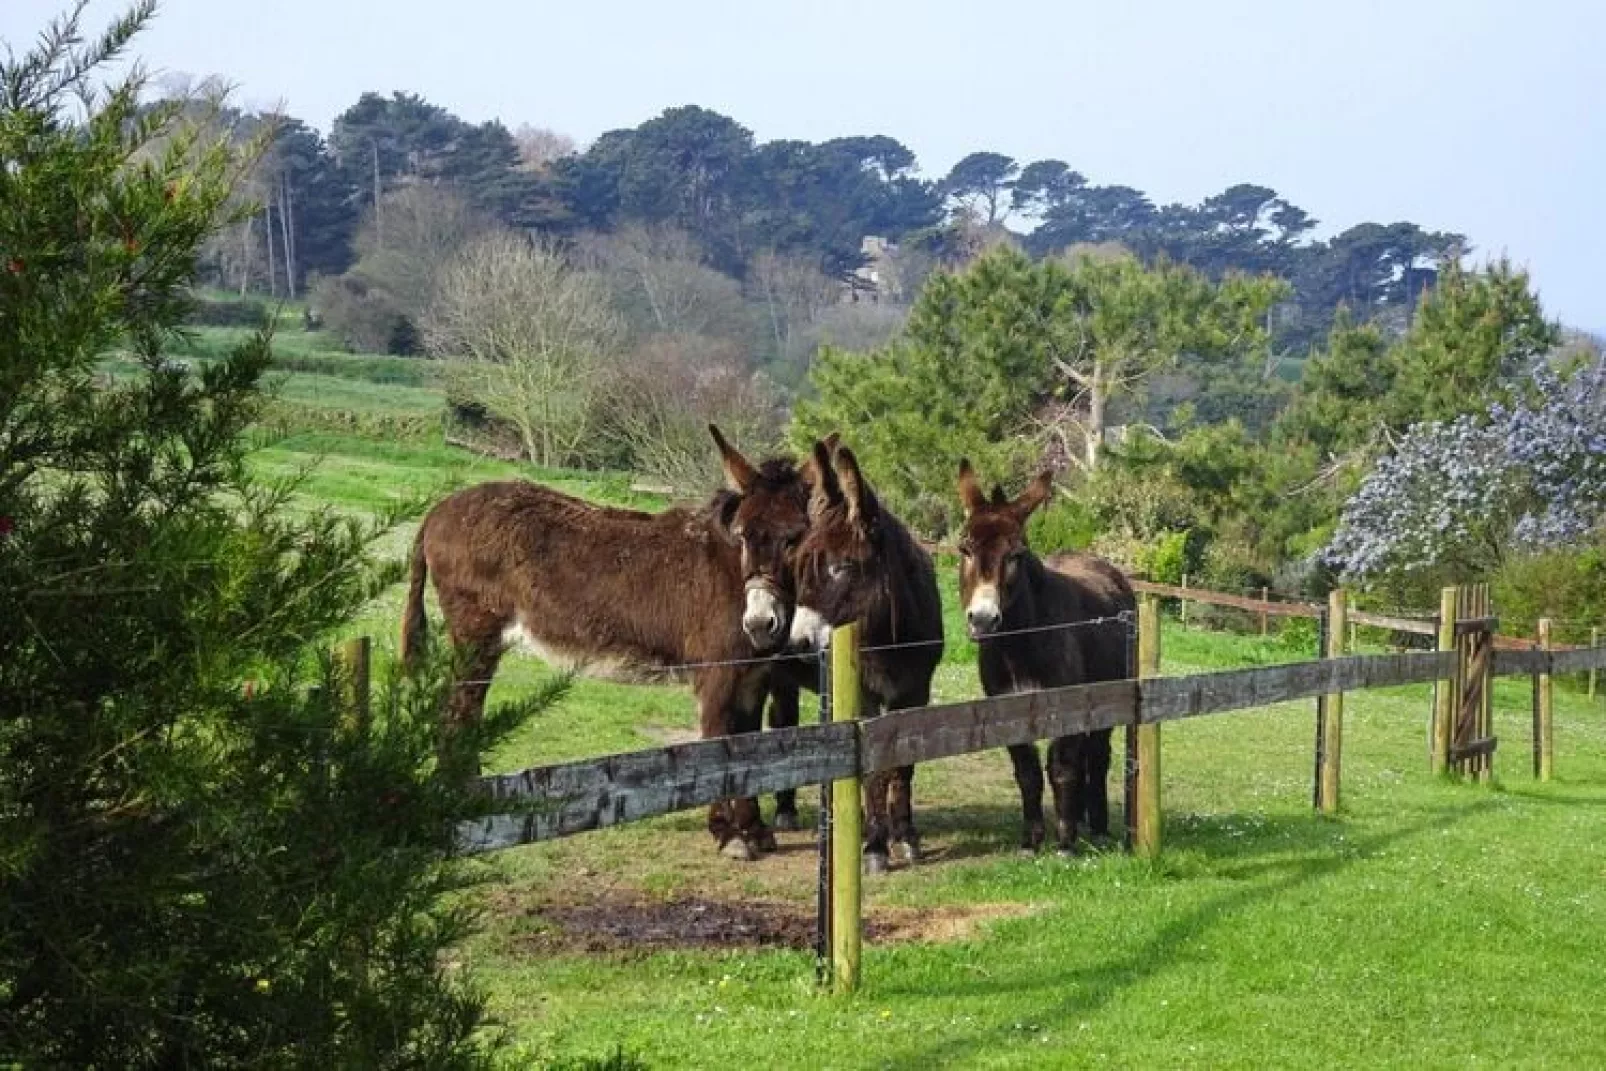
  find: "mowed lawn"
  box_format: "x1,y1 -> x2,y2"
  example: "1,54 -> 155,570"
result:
251,421 -> 1606,1071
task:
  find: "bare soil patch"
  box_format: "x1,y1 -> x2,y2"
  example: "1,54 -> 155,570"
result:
509,894 -> 1035,956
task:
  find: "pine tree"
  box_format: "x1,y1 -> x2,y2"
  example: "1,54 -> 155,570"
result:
0,6 -> 550,1065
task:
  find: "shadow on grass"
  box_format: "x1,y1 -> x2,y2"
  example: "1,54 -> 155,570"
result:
874,798 -> 1505,1070
1499,788 -> 1606,807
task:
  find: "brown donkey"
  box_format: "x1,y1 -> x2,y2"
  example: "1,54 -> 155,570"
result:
780,440 -> 944,873
401,426 -> 812,860
957,461 -> 1135,853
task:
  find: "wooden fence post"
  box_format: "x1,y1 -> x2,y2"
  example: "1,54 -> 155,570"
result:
1317,589 -> 1347,813
1179,574 -> 1189,628
1260,586 -> 1270,637
829,622 -> 862,995
1536,618 -> 1553,782
1432,586 -> 1457,775
1590,627 -> 1599,701
339,636 -> 372,734
1474,584 -> 1494,784
1133,593 -> 1162,859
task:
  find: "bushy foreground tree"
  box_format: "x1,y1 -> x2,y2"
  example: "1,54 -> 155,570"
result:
1,6 -> 549,1065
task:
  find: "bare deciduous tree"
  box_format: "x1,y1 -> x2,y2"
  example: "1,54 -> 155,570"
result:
602,333 -> 783,493
576,223 -> 754,344
512,124 -> 577,171
747,250 -> 839,372
797,301 -> 909,358
353,183 -> 489,312
426,231 -> 623,468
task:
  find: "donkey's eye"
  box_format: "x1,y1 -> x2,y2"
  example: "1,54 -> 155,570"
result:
827,562 -> 850,581
957,543 -> 973,558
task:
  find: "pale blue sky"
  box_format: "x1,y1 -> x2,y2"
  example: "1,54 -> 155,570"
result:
6,0 -> 1603,332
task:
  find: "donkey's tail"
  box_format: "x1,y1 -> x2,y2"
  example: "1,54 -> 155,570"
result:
401,527 -> 430,672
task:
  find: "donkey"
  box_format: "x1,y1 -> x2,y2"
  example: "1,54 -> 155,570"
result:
782,439 -> 945,873
401,426 -> 812,860
956,461 -> 1136,854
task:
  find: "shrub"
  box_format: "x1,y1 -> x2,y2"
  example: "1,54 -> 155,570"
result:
190,294 -> 271,327
307,271 -> 409,354
1147,530 -> 1191,585
601,333 -> 783,494
1027,496 -> 1099,553
1493,544 -> 1606,646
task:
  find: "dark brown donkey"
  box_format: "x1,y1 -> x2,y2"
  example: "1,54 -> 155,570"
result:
778,440 -> 945,873
956,461 -> 1135,854
401,426 -> 812,860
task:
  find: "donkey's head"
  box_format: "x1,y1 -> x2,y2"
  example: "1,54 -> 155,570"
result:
708,424 -> 811,651
956,460 -> 1053,639
788,436 -> 888,652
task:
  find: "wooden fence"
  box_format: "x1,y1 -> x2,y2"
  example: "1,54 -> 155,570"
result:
1129,577 -> 1580,651
435,585 -> 1604,993
462,642 -> 1598,852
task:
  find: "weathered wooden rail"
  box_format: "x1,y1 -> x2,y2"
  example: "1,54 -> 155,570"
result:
459,641 -> 1606,854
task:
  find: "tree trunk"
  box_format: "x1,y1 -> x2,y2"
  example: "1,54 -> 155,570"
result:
238,214 -> 254,297
279,172 -> 297,298
1084,367 -> 1107,471
264,203 -> 277,298
372,140 -> 383,250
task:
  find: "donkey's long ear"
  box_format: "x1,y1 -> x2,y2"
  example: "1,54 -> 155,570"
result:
807,439 -> 841,520
833,445 -> 876,529
1013,470 -> 1054,519
709,423 -> 757,495
822,431 -> 842,456
957,458 -> 987,517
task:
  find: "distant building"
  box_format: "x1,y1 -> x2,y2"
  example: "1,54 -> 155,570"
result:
849,235 -> 898,302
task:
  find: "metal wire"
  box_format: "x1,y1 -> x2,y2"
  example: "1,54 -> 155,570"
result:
450,614 -> 1135,686
857,612 -> 1132,655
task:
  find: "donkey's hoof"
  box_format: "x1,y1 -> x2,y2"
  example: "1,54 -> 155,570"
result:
863,852 -> 891,876
772,811 -> 801,833
1056,844 -> 1080,858
754,827 -> 778,853
893,838 -> 922,865
720,837 -> 758,862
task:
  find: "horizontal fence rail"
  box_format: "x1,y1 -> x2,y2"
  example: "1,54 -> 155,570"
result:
458,644 -> 1606,855
462,722 -> 859,854
1139,651 -> 1455,722
1128,578 -> 1577,649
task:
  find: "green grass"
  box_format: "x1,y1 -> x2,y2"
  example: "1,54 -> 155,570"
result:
245,423 -> 1606,1071
459,626 -> 1606,1071
175,326 -> 444,387
246,432 -> 663,520
259,371 -> 443,414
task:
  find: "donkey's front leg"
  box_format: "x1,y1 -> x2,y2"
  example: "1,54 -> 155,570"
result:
887,763 -> 922,864
697,669 -> 770,860
765,674 -> 802,831
1008,742 -> 1048,853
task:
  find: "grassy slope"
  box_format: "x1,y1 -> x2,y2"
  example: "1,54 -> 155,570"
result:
220,327 -> 1606,1071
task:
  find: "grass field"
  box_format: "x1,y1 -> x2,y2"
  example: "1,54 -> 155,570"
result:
454,626 -> 1606,1071
213,326 -> 1606,1070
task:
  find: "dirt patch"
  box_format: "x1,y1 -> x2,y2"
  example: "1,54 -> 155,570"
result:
510,895 -> 1034,956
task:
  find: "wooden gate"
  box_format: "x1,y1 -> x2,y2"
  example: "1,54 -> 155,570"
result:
1449,583 -> 1497,780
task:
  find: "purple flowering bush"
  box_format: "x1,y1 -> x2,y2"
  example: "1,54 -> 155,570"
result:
1327,357 -> 1606,581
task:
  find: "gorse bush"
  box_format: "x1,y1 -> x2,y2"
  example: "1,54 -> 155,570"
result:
0,6 -> 553,1065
